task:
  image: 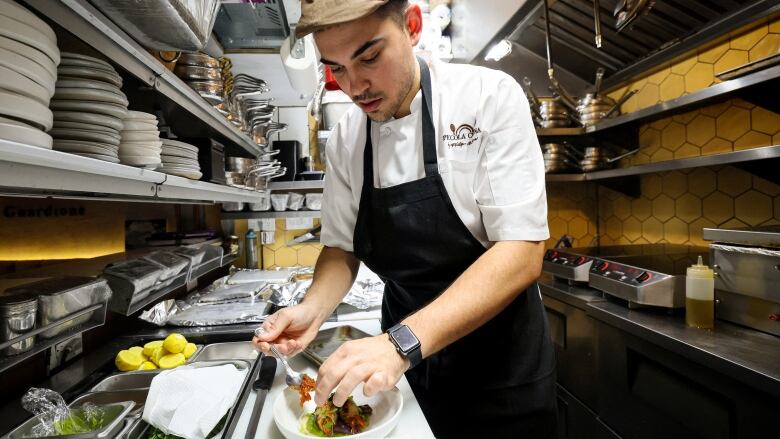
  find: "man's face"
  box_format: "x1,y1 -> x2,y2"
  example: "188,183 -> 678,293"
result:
315,8 -> 419,122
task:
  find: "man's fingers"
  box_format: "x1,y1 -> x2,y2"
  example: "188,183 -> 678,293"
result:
362,371 -> 390,397
331,364 -> 371,407
314,347 -> 354,405
256,311 -> 289,341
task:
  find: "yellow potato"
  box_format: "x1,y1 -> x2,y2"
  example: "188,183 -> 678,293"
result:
143,340 -> 164,357
163,333 -> 187,354
115,350 -> 143,372
150,346 -> 168,366
138,361 -> 158,370
128,346 -> 147,360
183,343 -> 197,359
158,353 -> 186,369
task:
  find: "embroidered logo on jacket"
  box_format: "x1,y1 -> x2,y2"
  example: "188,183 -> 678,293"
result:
442,123 -> 481,149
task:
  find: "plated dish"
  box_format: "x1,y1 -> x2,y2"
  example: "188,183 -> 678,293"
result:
274,382 -> 402,439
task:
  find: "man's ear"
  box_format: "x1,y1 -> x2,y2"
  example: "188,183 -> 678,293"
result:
405,4 -> 423,45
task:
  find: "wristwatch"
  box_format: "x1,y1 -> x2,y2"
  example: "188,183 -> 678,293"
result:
387,323 -> 422,369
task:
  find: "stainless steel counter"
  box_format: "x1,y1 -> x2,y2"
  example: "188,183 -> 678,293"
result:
539,276 -> 780,398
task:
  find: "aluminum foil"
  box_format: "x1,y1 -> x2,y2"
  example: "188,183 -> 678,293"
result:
166,301 -> 269,327
710,243 -> 780,257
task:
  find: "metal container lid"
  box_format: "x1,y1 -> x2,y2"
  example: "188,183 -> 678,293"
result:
702,226 -> 780,248
0,292 -> 37,313
6,276 -> 106,297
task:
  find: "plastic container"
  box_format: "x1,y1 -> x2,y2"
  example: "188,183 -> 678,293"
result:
102,260 -> 164,301
142,251 -> 190,281
173,246 -> 208,267
685,255 -> 715,329
287,192 -> 305,211
271,193 -> 289,211
305,193 -> 322,211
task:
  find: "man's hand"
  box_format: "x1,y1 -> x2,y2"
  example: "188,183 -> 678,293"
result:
252,303 -> 326,356
314,334 -> 408,407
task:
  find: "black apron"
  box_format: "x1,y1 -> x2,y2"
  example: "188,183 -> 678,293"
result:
352,58 -> 557,438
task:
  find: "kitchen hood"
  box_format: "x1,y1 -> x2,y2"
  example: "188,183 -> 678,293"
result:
456,0 -> 778,89
212,0 -> 291,50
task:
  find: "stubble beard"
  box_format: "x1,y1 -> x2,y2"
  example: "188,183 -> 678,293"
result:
361,59 -> 415,123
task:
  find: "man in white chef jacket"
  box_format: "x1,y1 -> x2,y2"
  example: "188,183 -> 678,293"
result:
254,1 -> 556,437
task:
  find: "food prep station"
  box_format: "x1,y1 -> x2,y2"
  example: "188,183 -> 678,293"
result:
1,0 -> 780,438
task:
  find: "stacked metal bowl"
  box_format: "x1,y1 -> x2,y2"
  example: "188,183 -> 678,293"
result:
536,97 -> 572,128
175,53 -> 223,106
225,156 -> 285,191
580,146 -> 612,172
542,143 -> 581,174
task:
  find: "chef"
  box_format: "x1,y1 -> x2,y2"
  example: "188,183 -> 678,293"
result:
253,0 -> 556,437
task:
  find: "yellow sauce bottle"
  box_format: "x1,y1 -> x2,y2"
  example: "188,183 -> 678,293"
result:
686,256 -> 715,329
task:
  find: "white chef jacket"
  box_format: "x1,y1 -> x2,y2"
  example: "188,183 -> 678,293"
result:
320,59 -> 549,252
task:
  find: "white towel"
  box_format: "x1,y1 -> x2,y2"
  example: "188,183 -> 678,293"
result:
142,364 -> 247,439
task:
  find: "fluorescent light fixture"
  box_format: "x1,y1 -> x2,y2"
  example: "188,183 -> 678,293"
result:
484,39 -> 512,61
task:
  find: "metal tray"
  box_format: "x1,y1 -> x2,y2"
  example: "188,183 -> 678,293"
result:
5,401 -> 134,439
302,326 -> 372,366
190,342 -> 259,362
90,359 -> 251,392
70,389 -> 149,418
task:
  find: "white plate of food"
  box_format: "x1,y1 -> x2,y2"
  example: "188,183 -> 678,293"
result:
53,87 -> 128,106
49,100 -> 128,119
0,46 -> 56,91
273,382 -> 402,439
119,130 -> 160,142
55,77 -> 122,93
0,89 -> 53,131
57,65 -> 122,87
52,120 -> 119,134
0,0 -> 57,44
53,111 -> 123,131
49,127 -> 121,145
0,116 -> 52,149
0,35 -> 57,80
0,64 -> 50,104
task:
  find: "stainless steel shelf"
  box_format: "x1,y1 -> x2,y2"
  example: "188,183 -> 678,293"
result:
587,63 -> 780,134
0,140 -> 262,203
267,181 -> 325,190
546,145 -> 780,182
536,127 -> 585,137
220,210 -> 321,219
25,0 -> 263,157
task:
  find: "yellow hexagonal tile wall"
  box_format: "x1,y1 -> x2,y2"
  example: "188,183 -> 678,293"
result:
652,195 -> 675,222
623,217 -> 643,242
636,83 -> 660,109
734,131 -> 772,151
749,33 -> 780,61
686,114 -> 716,146
700,137 -> 733,155
613,200 -> 632,221
716,166 -> 752,196
661,122 -> 686,149
713,49 -> 749,74
703,191 -> 734,224
274,247 -> 299,267
675,194 -> 702,223
642,175 -> 663,199
751,107 -> 780,135
735,191 -> 773,224
729,23 -> 768,50
659,74 -> 685,101
642,217 -> 664,243
664,218 -> 689,242
605,216 -> 623,241
716,106 -> 751,141
687,168 -> 717,197
662,172 -> 688,199
698,41 -> 730,63
297,245 -> 322,266
688,218 -> 718,246
631,198 -> 652,220
568,217 -> 589,240
685,63 -> 714,93
674,143 -> 701,159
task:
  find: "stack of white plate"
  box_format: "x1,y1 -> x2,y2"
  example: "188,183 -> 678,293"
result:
51,52 -> 127,163
118,111 -> 162,168
0,0 -> 60,149
160,139 -> 202,180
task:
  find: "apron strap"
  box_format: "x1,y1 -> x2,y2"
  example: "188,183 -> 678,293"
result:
363,57 -> 438,187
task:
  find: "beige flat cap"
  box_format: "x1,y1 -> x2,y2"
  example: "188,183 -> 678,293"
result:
296,0 -> 389,38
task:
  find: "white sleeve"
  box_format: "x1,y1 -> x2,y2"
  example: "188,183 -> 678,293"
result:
474,74 -> 549,242
319,126 -> 357,252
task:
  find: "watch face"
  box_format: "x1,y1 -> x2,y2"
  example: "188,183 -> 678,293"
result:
392,326 -> 420,352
